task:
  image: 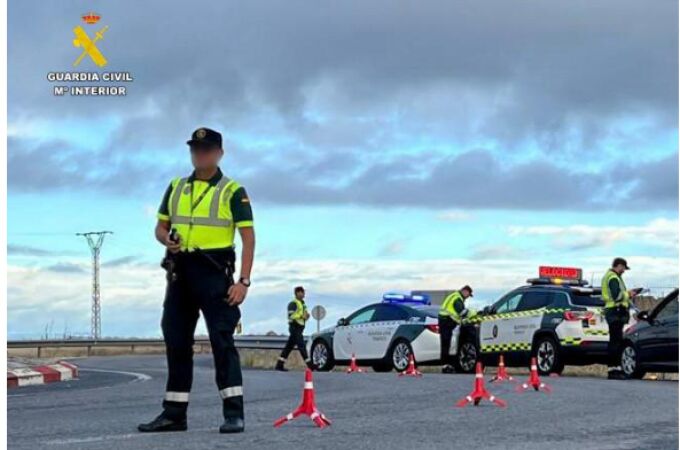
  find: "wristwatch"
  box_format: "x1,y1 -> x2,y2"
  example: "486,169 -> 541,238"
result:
238,277 -> 251,287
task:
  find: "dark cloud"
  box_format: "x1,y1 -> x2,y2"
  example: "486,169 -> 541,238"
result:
8,244 -> 58,256
46,262 -> 86,273
104,255 -> 139,267
7,0 -> 678,212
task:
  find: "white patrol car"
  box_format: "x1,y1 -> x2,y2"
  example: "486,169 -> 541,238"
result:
471,266 -> 637,375
308,293 -> 479,373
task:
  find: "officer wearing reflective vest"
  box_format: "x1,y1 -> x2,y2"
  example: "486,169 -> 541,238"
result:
438,285 -> 473,374
276,286 -> 312,371
601,257 -> 640,380
138,127 -> 255,434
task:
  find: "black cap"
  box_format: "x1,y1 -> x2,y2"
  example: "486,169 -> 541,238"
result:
461,285 -> 473,296
187,127 -> 222,148
294,286 -> 305,294
612,257 -> 630,270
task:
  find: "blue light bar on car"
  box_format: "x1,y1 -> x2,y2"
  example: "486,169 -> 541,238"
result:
382,293 -> 431,305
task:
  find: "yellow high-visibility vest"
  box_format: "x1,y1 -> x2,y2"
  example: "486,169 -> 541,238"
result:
440,291 -> 465,322
167,175 -> 242,251
288,299 -> 307,326
601,269 -> 630,308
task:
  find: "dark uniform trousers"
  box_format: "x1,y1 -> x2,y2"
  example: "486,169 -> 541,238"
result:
280,323 -> 308,361
161,249 -> 243,420
438,315 -> 459,365
604,306 -> 629,368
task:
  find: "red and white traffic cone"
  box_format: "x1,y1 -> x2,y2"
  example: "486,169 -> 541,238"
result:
347,353 -> 363,373
274,368 -> 332,428
456,362 -> 507,408
398,353 -> 422,377
489,354 -> 514,383
516,357 -> 552,393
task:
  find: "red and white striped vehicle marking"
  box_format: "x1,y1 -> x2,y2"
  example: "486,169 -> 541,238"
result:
7,361 -> 79,388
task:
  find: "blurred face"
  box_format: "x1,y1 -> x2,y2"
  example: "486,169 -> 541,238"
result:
461,289 -> 472,299
296,290 -> 305,300
190,144 -> 223,170
613,264 -> 627,275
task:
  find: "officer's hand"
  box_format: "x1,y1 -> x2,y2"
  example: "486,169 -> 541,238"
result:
227,282 -> 248,306
164,234 -> 181,254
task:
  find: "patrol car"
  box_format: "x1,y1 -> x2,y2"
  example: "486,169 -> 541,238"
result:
308,293 -> 479,373
472,266 -> 637,375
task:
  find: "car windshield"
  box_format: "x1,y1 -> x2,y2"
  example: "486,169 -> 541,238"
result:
570,292 -> 605,307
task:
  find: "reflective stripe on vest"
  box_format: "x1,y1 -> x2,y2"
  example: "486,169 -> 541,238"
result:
168,175 -> 239,251
439,291 -> 464,322
289,299 -> 307,326
601,269 -> 630,308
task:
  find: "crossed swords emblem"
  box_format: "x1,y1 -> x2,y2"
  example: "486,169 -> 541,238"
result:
72,25 -> 109,67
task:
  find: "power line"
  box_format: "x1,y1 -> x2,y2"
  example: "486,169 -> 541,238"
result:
76,231 -> 113,340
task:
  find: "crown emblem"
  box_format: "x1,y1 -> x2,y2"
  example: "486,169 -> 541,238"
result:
81,12 -> 101,25
196,128 -> 207,139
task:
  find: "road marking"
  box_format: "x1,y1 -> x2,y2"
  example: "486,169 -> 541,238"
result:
43,428 -> 213,446
78,367 -> 152,382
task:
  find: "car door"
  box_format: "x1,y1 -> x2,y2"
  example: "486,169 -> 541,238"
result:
649,295 -> 679,365
514,290 -> 553,346
333,306 -> 377,360
480,291 -> 523,353
368,305 -> 409,359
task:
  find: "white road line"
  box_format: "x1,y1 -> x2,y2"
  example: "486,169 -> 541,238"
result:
43,428 -> 213,446
78,368 -> 152,382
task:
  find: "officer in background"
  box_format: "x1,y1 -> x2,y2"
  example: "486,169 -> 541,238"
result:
601,257 -> 640,380
138,127 -> 255,434
275,286 -> 312,371
438,286 -> 473,374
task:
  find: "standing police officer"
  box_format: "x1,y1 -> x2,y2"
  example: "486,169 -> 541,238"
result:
138,127 -> 255,433
438,286 -> 473,374
275,286 -> 312,371
601,257 -> 640,380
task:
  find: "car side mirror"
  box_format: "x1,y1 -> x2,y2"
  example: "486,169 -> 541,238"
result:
337,318 -> 347,326
636,311 -> 649,322
482,306 -> 495,315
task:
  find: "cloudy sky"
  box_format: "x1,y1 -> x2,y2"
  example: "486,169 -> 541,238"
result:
7,0 -> 678,339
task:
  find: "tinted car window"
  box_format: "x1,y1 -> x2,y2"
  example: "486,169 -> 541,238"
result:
348,307 -> 377,325
570,292 -> 605,307
373,305 -> 410,322
495,293 -> 522,313
516,291 -> 552,311
655,298 -> 678,321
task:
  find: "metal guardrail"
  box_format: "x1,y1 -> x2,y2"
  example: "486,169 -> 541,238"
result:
7,336 -> 300,356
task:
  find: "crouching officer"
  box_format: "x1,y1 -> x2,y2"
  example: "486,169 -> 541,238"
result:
601,257 -> 640,380
276,286 -> 312,371
438,285 -> 473,374
138,127 -> 255,434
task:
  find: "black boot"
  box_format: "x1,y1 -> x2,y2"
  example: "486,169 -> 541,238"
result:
275,359 -> 288,372
138,413 -> 187,432
441,365 -> 455,374
219,417 -> 245,433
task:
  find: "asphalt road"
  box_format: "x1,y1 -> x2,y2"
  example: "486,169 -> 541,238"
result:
7,355 -> 678,450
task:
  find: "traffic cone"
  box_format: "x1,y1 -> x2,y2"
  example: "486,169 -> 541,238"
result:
347,353 -> 363,373
274,368 -> 332,428
398,353 -> 422,377
455,362 -> 507,408
516,357 -> 552,393
489,354 -> 514,383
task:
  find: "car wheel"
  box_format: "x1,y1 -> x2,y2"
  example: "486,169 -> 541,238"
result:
311,339 -> 335,372
453,339 -> 478,374
390,340 -> 413,372
535,336 -> 564,375
371,364 -> 393,373
620,343 -> 645,379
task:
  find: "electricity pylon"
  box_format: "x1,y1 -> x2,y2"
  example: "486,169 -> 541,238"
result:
76,231 -> 113,340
